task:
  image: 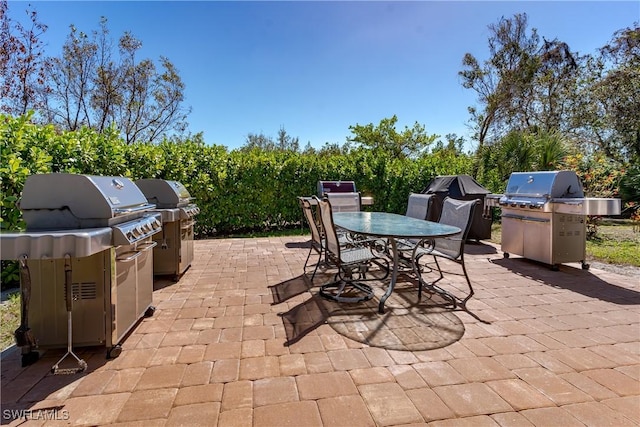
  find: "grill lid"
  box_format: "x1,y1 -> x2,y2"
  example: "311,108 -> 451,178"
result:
317,180 -> 357,195
501,171 -> 584,205
135,179 -> 193,208
19,174 -> 155,230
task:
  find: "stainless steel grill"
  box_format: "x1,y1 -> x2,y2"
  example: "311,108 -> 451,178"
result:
135,179 -> 199,280
1,173 -> 162,365
317,180 -> 357,195
316,180 -> 374,207
499,171 -> 621,270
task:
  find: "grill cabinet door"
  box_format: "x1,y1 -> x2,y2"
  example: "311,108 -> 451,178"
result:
26,253 -> 108,348
501,213 -> 524,256
522,216 -> 552,264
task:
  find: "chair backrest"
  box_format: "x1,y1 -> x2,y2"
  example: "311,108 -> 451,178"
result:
405,193 -> 433,220
314,196 -> 341,257
435,197 -> 478,259
298,197 -> 322,247
326,192 -> 361,213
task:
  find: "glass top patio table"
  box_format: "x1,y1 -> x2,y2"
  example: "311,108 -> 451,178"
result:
333,212 -> 460,313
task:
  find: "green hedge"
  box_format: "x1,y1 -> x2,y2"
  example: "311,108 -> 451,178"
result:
1,114 -> 474,238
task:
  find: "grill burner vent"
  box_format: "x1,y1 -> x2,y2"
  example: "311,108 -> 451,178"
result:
72,282 -> 98,300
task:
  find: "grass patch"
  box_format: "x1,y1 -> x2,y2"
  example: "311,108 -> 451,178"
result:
1,291 -> 20,350
586,224 -> 640,267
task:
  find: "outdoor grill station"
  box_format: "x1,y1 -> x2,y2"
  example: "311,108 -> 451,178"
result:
497,171 -> 621,270
1,173 -> 163,370
134,178 -> 200,281
317,180 -> 374,206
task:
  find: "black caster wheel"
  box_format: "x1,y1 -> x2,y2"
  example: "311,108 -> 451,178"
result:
582,262 -> 590,270
503,252 -> 510,258
107,345 -> 122,359
144,306 -> 156,317
551,264 -> 560,271
21,351 -> 40,367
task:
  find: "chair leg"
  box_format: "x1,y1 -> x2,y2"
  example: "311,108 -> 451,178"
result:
433,255 -> 444,281
412,254 -> 424,299
459,254 -> 474,306
304,247 -> 323,284
303,247 -> 313,273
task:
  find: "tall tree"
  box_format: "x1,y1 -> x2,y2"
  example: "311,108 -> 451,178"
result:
460,14 -> 584,149
459,13 -> 540,150
43,16 -> 189,143
348,115 -> 437,159
46,24 -> 97,130
0,1 -> 50,116
582,24 -> 640,162
241,127 -> 300,152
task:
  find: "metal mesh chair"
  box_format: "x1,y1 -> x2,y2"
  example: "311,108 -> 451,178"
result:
298,197 -> 353,283
298,197 -> 325,282
405,193 -> 433,220
413,197 -> 478,307
314,196 -> 389,303
396,193 -> 434,257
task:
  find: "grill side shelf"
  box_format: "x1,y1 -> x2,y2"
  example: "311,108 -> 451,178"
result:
0,228 -> 112,260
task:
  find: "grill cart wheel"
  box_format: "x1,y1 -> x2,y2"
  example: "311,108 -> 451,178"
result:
107,344 -> 122,359
21,352 -> 40,367
582,262 -> 590,270
503,252 -> 510,258
144,306 -> 156,317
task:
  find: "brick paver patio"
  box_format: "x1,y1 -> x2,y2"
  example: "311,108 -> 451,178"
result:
1,236 -> 638,426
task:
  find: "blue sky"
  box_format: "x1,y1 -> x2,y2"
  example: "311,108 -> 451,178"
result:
8,1 -> 639,151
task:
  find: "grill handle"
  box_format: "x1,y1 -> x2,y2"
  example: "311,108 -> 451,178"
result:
116,251 -> 143,262
116,241 -> 157,262
181,220 -> 195,230
137,241 -> 158,252
113,204 -> 156,215
522,217 -> 550,223
502,213 -> 550,223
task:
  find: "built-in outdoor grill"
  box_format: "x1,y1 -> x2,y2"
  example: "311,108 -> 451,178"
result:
1,173 -> 162,368
499,171 -> 621,270
316,180 -> 374,207
317,180 -> 357,195
134,179 -> 199,280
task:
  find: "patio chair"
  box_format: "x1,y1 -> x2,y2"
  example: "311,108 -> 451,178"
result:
405,193 -> 433,220
314,196 -> 389,303
298,197 -> 325,283
413,197 -> 478,307
396,193 -> 434,261
298,197 -> 355,283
